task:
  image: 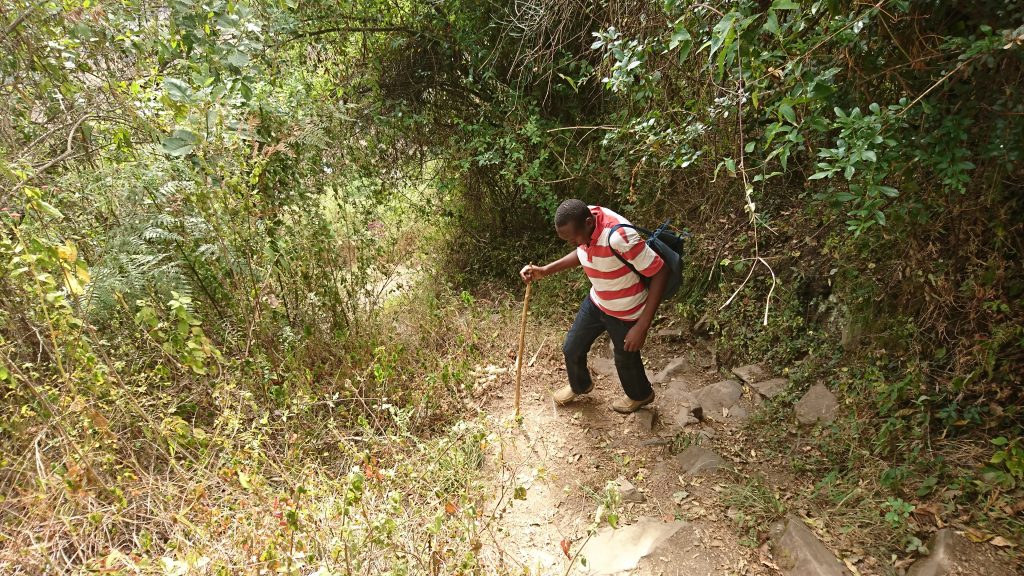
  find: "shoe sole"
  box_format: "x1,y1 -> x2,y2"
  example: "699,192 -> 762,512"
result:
611,393 -> 655,414
554,385 -> 595,406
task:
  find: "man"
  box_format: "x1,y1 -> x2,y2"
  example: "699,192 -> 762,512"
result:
520,199 -> 669,414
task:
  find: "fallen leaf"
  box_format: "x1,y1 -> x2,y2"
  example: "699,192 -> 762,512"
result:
963,527 -> 990,543
990,536 -> 1016,548
444,501 -> 457,515
560,538 -> 571,558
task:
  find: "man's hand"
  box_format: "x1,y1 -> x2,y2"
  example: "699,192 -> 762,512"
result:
623,322 -> 650,352
520,264 -> 545,283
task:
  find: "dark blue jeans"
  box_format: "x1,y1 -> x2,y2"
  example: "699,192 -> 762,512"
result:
563,295 -> 653,400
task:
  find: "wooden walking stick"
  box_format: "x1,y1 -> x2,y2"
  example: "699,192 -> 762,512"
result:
514,269 -> 533,418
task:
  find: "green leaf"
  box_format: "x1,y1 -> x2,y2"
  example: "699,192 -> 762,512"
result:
669,26 -> 692,62
723,157 -> 736,175
34,200 -> 64,219
779,103 -> 797,124
808,171 -> 831,180
744,141 -> 755,153
160,129 -> 198,157
226,50 -> 249,68
771,0 -> 800,9
164,77 -> 192,103
763,11 -> 779,35
844,165 -> 856,180
992,437 -> 1009,446
862,150 -> 877,162
708,12 -> 738,58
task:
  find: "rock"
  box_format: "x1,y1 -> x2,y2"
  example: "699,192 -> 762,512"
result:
725,405 -> 748,421
795,384 -> 839,425
657,381 -> 700,431
611,478 -> 645,503
590,356 -> 617,378
751,377 -> 788,399
731,363 -> 769,384
630,409 -> 655,433
905,528 -> 1018,576
654,356 -> 690,384
654,328 -> 684,340
695,429 -> 715,442
907,529 -> 959,576
670,406 -> 700,429
692,380 -> 743,422
675,446 -> 730,476
770,515 -> 851,576
578,517 -> 685,575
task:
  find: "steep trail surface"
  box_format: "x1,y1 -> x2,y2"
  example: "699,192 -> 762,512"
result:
470,324 -> 1018,576
474,328 -> 771,575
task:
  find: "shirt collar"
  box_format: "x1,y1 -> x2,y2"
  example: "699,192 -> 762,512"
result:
585,205 -> 604,247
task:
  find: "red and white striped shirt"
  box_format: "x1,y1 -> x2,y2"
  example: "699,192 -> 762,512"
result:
578,206 -> 664,321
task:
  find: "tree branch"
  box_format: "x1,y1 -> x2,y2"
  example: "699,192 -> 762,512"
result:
3,0 -> 47,36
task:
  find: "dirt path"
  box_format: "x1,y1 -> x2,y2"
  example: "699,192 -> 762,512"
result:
474,327 -> 773,576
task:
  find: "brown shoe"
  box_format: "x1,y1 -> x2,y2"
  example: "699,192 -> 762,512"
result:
553,383 -> 594,406
611,391 -> 655,414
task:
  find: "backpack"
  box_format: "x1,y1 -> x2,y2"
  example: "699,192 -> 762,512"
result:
606,220 -> 688,300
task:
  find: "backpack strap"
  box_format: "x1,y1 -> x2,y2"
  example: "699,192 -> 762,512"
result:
606,223 -> 649,283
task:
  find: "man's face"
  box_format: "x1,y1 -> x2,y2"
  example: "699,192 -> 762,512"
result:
556,218 -> 593,247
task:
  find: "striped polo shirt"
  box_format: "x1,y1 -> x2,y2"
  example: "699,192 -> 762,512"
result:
578,206 -> 664,321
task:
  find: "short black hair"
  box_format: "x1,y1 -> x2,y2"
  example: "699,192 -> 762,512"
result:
554,199 -> 590,228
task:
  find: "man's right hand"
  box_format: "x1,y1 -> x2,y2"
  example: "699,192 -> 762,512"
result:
520,264 -> 544,283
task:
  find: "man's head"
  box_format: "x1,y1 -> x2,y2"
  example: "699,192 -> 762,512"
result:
554,199 -> 595,246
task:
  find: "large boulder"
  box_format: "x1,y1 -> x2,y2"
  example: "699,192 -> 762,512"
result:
794,384 -> 839,425
770,515 -> 851,576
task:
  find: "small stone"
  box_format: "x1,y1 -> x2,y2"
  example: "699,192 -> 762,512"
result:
696,429 -> 715,442
692,380 -> 743,422
675,446 -> 730,476
795,384 -> 839,425
654,356 -> 690,384
655,328 -> 684,340
631,408 -> 655,433
770,515 -> 851,575
751,377 -> 788,399
612,478 -> 646,503
731,364 -> 769,384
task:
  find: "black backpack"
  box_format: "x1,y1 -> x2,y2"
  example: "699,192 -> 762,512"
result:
606,220 -> 688,300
